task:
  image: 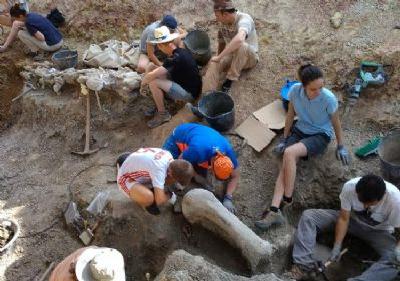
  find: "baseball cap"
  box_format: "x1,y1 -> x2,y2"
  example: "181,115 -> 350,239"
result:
212,151 -> 234,180
160,15 -> 178,30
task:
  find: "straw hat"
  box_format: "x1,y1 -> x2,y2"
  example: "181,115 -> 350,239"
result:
149,26 -> 180,44
75,247 -> 125,281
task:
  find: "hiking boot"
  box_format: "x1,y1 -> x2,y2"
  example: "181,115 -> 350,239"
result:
147,111 -> 171,128
185,103 -> 203,119
221,79 -> 233,93
144,106 -> 157,117
282,264 -> 312,280
255,209 -> 285,230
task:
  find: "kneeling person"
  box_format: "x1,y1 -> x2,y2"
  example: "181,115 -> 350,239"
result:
163,123 -> 239,213
141,26 -> 202,128
116,148 -> 194,215
285,175 -> 400,281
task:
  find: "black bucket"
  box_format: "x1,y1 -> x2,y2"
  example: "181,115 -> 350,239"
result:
52,49 -> 78,70
184,30 -> 211,66
198,91 -> 234,132
378,130 -> 400,187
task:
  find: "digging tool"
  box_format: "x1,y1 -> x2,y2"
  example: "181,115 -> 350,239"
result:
37,262 -> 55,281
315,248 -> 349,281
72,86 -> 99,156
12,83 -> 35,102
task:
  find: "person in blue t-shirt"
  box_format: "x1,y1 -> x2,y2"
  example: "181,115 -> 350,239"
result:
0,4 -> 63,55
255,64 -> 350,230
163,123 -> 239,213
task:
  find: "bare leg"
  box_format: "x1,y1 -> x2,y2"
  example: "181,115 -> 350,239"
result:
137,53 -> 150,73
128,183 -> 154,208
149,78 -> 172,112
270,142 -> 307,208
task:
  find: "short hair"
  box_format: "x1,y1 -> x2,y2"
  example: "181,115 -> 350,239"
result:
10,4 -> 26,17
355,174 -> 386,203
169,159 -> 194,186
116,152 -> 131,167
297,64 -> 323,87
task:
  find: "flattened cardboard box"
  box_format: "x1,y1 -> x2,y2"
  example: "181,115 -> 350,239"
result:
253,99 -> 287,130
235,116 -> 276,152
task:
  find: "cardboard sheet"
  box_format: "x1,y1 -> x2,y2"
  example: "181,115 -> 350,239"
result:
235,116 -> 276,152
253,99 -> 287,130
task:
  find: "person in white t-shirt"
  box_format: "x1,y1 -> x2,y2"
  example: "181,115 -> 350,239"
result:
116,148 -> 194,215
284,175 -> 400,280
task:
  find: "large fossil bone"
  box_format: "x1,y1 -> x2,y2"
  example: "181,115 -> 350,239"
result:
182,189 -> 273,273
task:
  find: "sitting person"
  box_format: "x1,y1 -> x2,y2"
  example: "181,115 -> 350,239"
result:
255,64 -> 350,230
141,26 -> 202,128
202,0 -> 258,93
0,4 -> 63,56
163,123 -> 239,213
136,15 -> 187,73
284,175 -> 400,281
116,148 -> 194,215
49,246 -> 125,281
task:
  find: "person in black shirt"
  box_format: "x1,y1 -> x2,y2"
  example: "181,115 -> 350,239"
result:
141,26 -> 202,128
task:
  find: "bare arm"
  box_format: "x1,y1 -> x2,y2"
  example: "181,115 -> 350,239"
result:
142,66 -> 168,85
334,209 -> 350,245
153,187 -> 170,206
1,20 -> 25,50
146,43 -> 163,67
331,111 -> 344,146
226,169 -> 240,196
214,29 -> 246,60
283,102 -> 296,138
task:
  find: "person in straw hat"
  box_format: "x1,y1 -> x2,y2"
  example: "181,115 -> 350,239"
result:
141,25 -> 202,128
49,246 -> 125,281
202,0 -> 258,93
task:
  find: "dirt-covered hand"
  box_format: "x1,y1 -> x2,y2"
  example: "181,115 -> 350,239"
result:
274,138 -> 287,155
329,243 -> 342,262
336,145 -> 351,165
222,195 -> 236,214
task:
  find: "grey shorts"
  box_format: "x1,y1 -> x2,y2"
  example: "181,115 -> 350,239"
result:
286,126 -> 330,157
166,82 -> 194,102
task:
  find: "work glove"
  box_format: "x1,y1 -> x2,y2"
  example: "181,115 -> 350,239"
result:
336,145 -> 351,165
329,243 -> 342,262
222,194 -> 236,214
274,138 -> 288,155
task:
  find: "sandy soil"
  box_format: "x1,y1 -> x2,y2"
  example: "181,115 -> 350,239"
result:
0,0 -> 399,280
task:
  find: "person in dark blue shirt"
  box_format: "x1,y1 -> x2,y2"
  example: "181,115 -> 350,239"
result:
0,4 -> 63,55
163,123 -> 240,213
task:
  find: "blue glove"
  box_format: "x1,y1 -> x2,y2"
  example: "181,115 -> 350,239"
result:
336,145 -> 351,165
274,138 -> 288,155
329,243 -> 342,262
223,194 -> 236,214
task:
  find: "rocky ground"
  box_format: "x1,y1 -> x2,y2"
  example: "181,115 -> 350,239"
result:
0,0 -> 399,280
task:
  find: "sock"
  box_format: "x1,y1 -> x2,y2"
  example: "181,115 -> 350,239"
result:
222,79 -> 233,89
145,202 -> 160,215
283,196 -> 293,204
270,206 -> 279,213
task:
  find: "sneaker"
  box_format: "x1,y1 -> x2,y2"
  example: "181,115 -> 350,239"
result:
221,79 -> 233,93
147,111 -> 171,128
144,106 -> 157,117
281,198 -> 293,210
255,209 -> 286,230
355,136 -> 381,158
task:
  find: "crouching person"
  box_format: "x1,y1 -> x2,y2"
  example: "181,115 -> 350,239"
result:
0,4 -> 63,56
141,26 -> 202,128
49,247 -> 125,281
116,148 -> 194,215
163,123 -> 239,213
284,175 -> 400,281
